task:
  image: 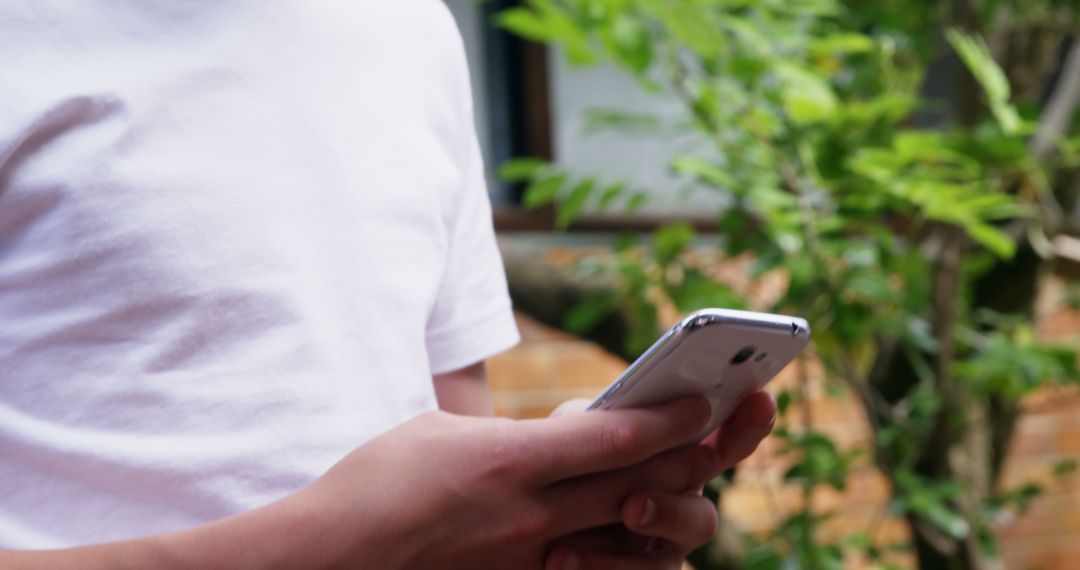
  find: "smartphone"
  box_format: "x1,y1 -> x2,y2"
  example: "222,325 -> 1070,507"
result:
588,308 -> 811,438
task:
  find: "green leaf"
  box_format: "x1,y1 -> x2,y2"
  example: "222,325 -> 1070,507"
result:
904,317 -> 940,353
498,2 -> 597,65
780,431 -> 854,489
811,33 -> 875,56
775,63 -> 839,125
787,0 -> 842,16
1008,483 -> 1042,511
564,290 -> 619,334
583,108 -> 661,135
956,333 -> 1080,397
846,270 -> 898,303
607,13 -> 653,73
613,231 -> 638,253
945,28 -> 1022,134
556,178 -> 596,229
978,526 -> 999,557
1053,459 -> 1078,477
624,191 -> 648,213
741,544 -> 785,570
945,29 -> 1009,102
597,182 -> 627,210
723,16 -> 770,55
498,158 -> 548,182
966,222 -> 1016,259
921,502 -> 970,539
653,222 -> 695,265
644,1 -> 724,58
670,156 -> 734,188
623,297 -> 660,358
849,148 -> 905,180
845,93 -> 917,125
496,8 -> 554,42
980,0 -> 1004,26
893,131 -> 946,158
669,269 -> 745,312
776,390 -> 793,415
842,532 -> 873,551
523,173 -> 567,210
991,103 -> 1022,134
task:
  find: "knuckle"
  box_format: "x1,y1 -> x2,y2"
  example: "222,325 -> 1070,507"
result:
599,420 -> 644,462
477,424 -> 525,482
687,500 -> 719,545
686,446 -> 718,487
412,410 -> 447,428
501,503 -> 556,543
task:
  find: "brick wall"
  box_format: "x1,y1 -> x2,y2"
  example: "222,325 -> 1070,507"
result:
486,278 -> 1080,569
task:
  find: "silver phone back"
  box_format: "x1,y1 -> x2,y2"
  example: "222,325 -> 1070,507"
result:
588,308 -> 811,436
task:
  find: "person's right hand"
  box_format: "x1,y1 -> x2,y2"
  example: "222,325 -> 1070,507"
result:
544,391 -> 777,570
298,396 -> 721,570
1,396 -> 737,570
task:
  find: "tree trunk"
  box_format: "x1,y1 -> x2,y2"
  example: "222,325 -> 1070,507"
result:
871,4 -> 1080,566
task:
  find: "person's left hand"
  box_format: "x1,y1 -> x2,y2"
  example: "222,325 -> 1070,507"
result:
544,390 -> 776,569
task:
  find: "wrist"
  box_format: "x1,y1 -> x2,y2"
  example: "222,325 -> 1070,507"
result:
140,489 -> 354,570
299,469 -> 423,570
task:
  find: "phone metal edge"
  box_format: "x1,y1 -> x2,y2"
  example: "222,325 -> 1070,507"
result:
585,322 -> 684,410
587,308 -> 811,411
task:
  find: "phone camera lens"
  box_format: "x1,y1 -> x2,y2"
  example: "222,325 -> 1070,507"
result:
730,346 -> 756,365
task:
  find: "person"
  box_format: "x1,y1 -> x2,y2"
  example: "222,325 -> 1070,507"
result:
0,1 -> 776,568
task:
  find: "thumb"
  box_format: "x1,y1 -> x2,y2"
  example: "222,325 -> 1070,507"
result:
549,398 -> 594,418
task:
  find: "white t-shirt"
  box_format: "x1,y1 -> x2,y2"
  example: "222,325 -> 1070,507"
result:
0,0 -> 519,548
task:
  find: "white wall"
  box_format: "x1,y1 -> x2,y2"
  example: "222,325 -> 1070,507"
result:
445,1 -> 721,214
549,55 -> 723,214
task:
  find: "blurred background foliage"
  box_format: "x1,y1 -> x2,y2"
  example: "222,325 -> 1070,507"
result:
491,0 -> 1080,568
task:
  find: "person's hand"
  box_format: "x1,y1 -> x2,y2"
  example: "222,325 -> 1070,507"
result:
544,391 -> 777,569
10,392 -> 774,570
296,395 -> 730,569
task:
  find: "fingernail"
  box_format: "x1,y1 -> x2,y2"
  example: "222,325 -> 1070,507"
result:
639,496 -> 656,526
642,536 -> 663,554
690,397 -> 711,428
563,551 -> 580,570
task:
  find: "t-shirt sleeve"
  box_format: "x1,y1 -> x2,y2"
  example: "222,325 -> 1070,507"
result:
425,5 -> 519,374
425,129 -> 520,375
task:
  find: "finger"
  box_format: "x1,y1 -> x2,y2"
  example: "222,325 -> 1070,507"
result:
544,546 -> 682,570
622,492 -> 719,551
700,390 -> 776,471
543,444 -> 719,534
517,396 -> 711,484
552,523 -> 643,555
550,398 -> 594,417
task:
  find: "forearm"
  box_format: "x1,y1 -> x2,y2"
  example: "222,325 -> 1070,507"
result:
1,488 -> 348,570
433,362 -> 494,416
3,363 -> 496,569
1,539 -> 157,570
148,490 -> 333,570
